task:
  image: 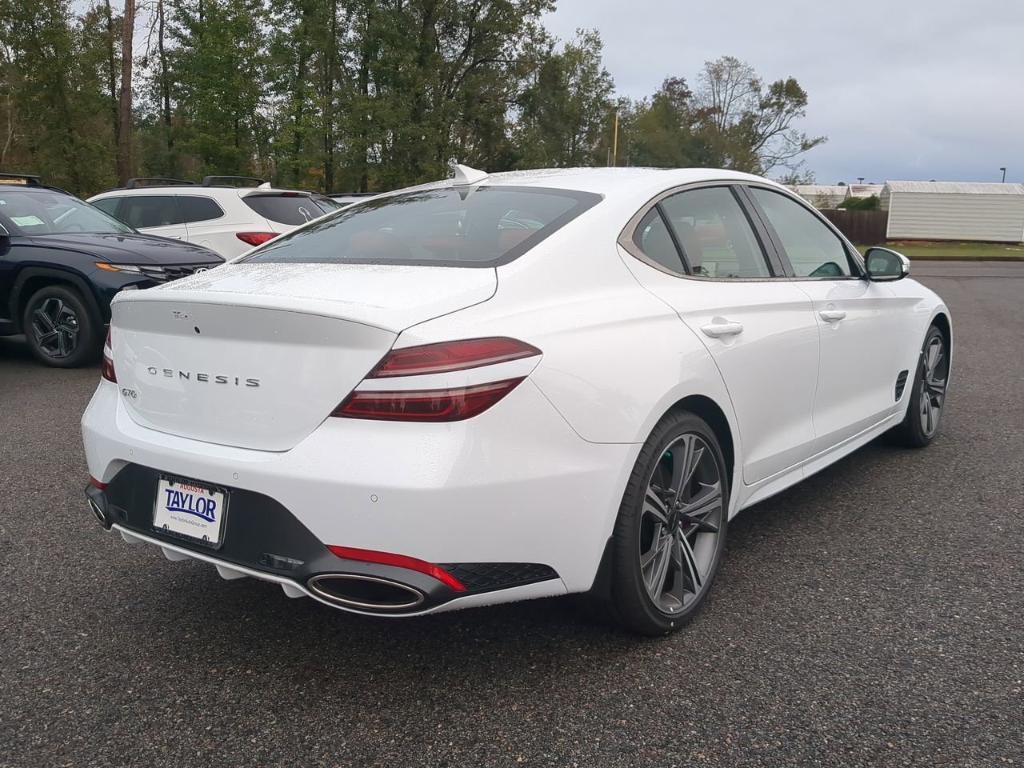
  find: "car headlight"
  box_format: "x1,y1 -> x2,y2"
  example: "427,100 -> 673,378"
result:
95,262 -> 164,276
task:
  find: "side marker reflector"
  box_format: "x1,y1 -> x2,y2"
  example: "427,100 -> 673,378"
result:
327,545 -> 467,592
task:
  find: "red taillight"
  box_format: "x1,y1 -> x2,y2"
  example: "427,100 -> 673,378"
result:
101,328 -> 116,382
236,231 -> 276,246
326,546 -> 467,592
370,337 -> 541,378
332,378 -> 524,422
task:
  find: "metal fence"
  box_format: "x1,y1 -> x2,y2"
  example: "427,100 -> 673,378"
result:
821,209 -> 888,245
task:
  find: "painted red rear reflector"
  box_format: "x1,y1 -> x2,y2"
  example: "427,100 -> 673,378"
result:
327,546 -> 466,592
89,476 -> 108,490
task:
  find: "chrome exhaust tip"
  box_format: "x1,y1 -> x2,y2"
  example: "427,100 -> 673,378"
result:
307,573 -> 425,612
88,497 -> 112,530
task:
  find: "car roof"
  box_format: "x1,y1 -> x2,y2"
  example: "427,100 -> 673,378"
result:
0,183 -> 74,196
89,185 -> 318,200
392,167 -> 787,206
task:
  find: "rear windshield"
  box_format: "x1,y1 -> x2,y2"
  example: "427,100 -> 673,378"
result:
243,194 -> 328,225
242,186 -> 601,267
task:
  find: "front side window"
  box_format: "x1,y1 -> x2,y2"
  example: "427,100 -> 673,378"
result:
658,187 -> 771,278
243,186 -> 600,267
749,188 -> 853,278
119,196 -> 183,228
91,197 -> 121,217
0,190 -> 133,235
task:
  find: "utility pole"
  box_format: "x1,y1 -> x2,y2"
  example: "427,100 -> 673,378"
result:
611,108 -> 619,168
1000,167 -> 1007,183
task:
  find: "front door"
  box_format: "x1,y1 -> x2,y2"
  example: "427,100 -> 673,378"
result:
745,186 -> 912,452
118,195 -> 188,240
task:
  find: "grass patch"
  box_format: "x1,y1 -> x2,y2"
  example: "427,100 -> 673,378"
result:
855,241 -> 1024,261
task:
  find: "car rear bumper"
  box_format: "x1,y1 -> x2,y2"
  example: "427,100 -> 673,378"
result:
81,378 -> 639,613
85,465 -> 562,614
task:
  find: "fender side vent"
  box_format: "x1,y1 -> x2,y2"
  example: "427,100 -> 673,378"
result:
895,370 -> 910,401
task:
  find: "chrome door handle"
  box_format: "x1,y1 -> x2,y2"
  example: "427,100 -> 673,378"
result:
701,321 -> 744,338
819,309 -> 847,323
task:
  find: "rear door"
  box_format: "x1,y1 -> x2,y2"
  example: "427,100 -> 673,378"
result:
745,186 -> 913,452
176,194 -> 226,245
621,184 -> 820,486
177,193 -> 252,257
118,195 -> 189,240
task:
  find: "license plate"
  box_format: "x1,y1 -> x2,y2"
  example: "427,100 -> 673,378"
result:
153,476 -> 227,547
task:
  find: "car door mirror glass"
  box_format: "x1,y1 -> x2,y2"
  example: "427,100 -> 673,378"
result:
864,247 -> 909,281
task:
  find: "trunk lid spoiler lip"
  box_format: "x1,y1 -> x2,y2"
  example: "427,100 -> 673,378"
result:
110,262 -> 499,334
112,290 -> 395,333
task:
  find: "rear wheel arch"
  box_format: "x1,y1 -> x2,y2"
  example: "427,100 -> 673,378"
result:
587,392 -> 737,602
661,395 -> 736,490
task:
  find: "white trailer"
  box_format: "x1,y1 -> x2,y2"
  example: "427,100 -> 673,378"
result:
881,181 -> 1024,243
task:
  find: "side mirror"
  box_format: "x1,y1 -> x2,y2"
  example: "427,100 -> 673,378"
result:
864,247 -> 910,282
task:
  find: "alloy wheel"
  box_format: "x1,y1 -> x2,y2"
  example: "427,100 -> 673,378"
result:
639,433 -> 725,614
30,297 -> 80,359
919,335 -> 948,436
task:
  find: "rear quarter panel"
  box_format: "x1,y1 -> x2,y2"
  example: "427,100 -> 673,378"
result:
397,209 -> 740,463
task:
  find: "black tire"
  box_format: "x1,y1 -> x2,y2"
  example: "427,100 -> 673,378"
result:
606,410 -> 730,636
21,284 -> 101,368
889,325 -> 949,448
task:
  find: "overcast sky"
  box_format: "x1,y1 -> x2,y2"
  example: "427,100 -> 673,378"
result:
543,0 -> 1024,184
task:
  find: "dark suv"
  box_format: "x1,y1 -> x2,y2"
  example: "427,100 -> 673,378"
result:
0,175 -> 223,367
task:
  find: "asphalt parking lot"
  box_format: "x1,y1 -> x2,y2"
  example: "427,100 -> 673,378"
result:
1,261 -> 1021,767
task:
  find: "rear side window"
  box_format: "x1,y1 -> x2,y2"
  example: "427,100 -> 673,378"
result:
120,196 -> 183,228
243,194 -> 323,226
178,196 -> 223,223
633,209 -> 685,273
658,187 -> 771,278
749,188 -> 853,278
243,186 -> 601,267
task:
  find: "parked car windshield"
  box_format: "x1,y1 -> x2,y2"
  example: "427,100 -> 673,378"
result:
0,190 -> 134,236
242,186 -> 601,267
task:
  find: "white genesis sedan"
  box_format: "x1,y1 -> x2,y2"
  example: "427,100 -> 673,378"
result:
82,166 -> 951,635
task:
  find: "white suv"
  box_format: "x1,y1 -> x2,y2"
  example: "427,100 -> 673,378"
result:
89,177 -> 342,258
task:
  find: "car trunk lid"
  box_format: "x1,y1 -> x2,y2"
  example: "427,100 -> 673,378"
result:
111,262 -> 496,450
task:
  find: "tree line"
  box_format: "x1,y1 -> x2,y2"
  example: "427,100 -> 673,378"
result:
0,0 -> 824,197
